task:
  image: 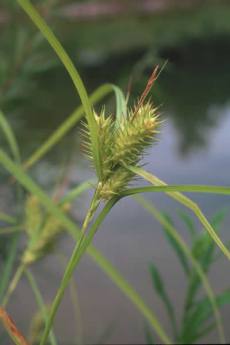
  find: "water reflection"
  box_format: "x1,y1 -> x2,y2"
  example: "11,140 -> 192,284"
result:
157,36 -> 230,155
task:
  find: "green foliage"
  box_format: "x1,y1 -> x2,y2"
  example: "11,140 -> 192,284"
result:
149,263 -> 177,338
145,209 -> 230,344
0,1 -> 229,345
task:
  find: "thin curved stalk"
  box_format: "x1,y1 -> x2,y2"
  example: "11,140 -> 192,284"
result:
22,84 -> 114,171
122,184 -> 230,196
0,225 -> 21,235
134,195 -> 225,344
0,212 -> 16,225
0,149 -> 171,345
0,307 -> 29,345
69,278 -> 83,345
40,196 -> 172,345
126,166 -> 230,261
0,110 -> 22,304
2,264 -> 25,307
40,197 -> 115,345
17,0 -> 102,179
25,269 -> 57,345
0,235 -> 18,302
59,179 -> 95,206
0,110 -> 20,163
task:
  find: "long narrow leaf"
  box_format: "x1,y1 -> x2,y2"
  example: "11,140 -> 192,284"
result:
17,0 -> 102,179
162,213 -> 190,275
0,110 -> 20,163
182,289 -> 230,343
25,270 -> 57,345
40,197 -> 118,345
59,179 -> 95,206
185,210 -> 227,310
0,308 -> 29,345
0,235 -> 19,302
134,195 -> 225,344
0,212 -> 16,225
125,166 -> 230,261
0,149 -> 171,344
23,84 -> 114,171
122,184 -> 230,196
112,85 -> 127,127
149,263 -> 178,337
177,211 -> 196,238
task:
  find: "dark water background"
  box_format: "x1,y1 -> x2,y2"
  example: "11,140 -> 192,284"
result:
1,1 -> 230,344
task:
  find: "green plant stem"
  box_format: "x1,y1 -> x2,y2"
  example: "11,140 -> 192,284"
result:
2,264 -> 25,307
25,269 -> 57,345
135,195 -> 225,344
59,179 -> 96,206
0,212 -> 16,225
69,279 -> 83,345
0,225 -> 21,235
126,166 -> 230,261
22,84 -> 113,171
40,188 -> 101,345
0,234 -> 19,303
17,0 -> 102,179
0,149 -> 172,344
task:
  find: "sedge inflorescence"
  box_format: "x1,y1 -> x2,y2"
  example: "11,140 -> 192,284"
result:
22,195 -> 69,265
83,101 -> 160,200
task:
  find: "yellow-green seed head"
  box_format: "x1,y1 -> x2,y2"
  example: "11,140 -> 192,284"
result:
82,101 -> 160,200
24,195 -> 42,236
23,198 -> 70,265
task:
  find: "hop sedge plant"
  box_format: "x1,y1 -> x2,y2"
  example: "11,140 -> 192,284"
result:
0,1 -> 230,345
83,75 -> 160,200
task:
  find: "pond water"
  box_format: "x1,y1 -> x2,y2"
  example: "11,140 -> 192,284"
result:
1,3 -> 230,344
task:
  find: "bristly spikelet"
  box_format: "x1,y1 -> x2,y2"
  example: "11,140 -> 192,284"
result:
99,167 -> 134,200
112,102 -> 159,166
94,111 -> 115,179
82,101 -> 160,200
81,110 -> 114,179
22,198 -> 69,265
25,195 -> 42,236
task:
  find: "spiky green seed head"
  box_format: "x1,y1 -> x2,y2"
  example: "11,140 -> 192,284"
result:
99,168 -> 134,200
82,101 -> 160,200
23,197 -> 70,264
25,195 -> 42,236
113,103 -> 160,166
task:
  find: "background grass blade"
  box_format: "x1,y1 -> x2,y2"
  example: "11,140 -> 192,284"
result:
22,84 -> 114,171
40,197 -> 118,345
59,179 -> 95,206
17,0 -> 102,179
25,270 -> 57,345
177,211 -> 196,238
0,110 -> 22,306
149,263 -> 178,338
0,149 -> 171,345
112,85 -> 127,127
126,166 -> 230,261
0,308 -> 29,345
134,195 -> 225,344
0,212 -> 16,225
161,213 -> 190,275
0,110 -> 20,163
0,235 -> 19,303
